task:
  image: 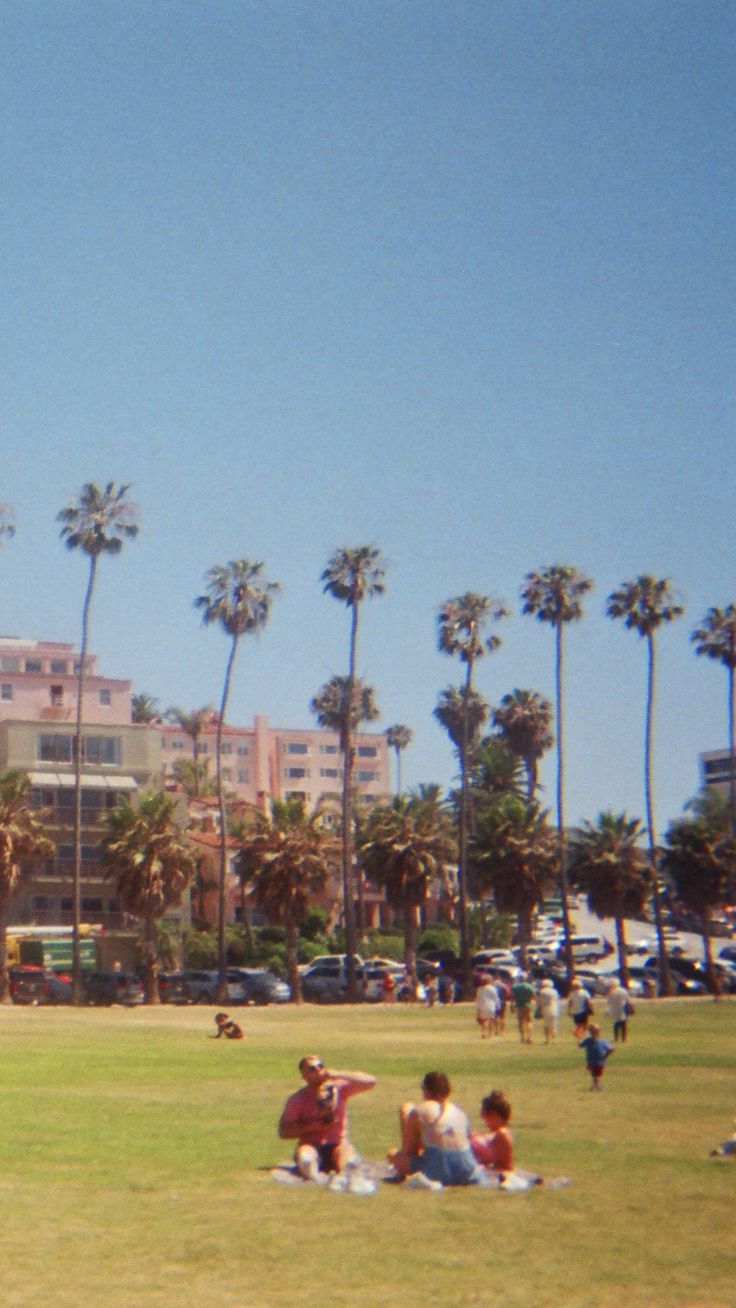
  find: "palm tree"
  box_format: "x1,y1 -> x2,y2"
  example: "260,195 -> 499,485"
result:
0,503 -> 15,550
233,799 -> 334,1002
569,811 -> 650,985
321,545 -> 386,1001
491,689 -> 554,802
58,481 -> 139,1002
360,794 -> 457,984
385,725 -> 413,796
434,685 -> 488,758
0,770 -> 54,1003
661,813 -> 733,993
470,794 -> 557,969
469,737 -> 527,811
131,693 -> 161,724
521,564 -> 592,987
195,559 -> 280,1001
101,790 -> 195,1003
165,705 -> 216,797
607,575 -> 684,996
310,676 -> 379,749
436,592 -> 508,989
691,605 -> 736,900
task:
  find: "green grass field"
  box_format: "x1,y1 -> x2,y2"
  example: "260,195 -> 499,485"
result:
1,997 -> 733,1308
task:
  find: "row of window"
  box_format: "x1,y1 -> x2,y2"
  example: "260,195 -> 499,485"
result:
284,767 -> 380,782
37,734 -> 122,764
30,788 -> 120,811
161,738 -> 249,755
0,656 -> 89,676
30,895 -> 119,914
284,741 -> 378,758
1,685 -> 112,705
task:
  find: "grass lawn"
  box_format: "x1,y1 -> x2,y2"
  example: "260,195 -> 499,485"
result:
0,997 -> 733,1308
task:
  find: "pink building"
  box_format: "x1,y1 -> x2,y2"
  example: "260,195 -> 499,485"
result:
0,637 -> 132,724
160,713 -> 391,811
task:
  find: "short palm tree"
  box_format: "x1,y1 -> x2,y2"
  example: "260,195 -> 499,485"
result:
569,811 -> 650,985
385,724 -> 413,796
195,559 -> 280,1001
58,481 -> 139,1001
360,794 -> 457,984
321,545 -> 386,1001
165,705 -> 216,797
607,575 -> 684,995
492,688 -> 554,802
233,799 -> 334,1002
470,794 -> 558,969
0,770 -> 54,1003
434,685 -> 488,758
101,790 -> 196,1003
436,592 -> 508,990
692,604 -> 736,900
521,564 -> 592,986
131,693 -> 161,724
661,813 -> 733,992
310,676 -> 379,750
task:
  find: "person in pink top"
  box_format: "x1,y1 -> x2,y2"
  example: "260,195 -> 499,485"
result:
278,1054 -> 377,1181
470,1090 -> 514,1174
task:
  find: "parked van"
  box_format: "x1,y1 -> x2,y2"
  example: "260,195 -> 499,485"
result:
563,934 -> 614,963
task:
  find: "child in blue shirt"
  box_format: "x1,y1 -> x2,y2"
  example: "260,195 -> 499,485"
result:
579,1022 -> 613,1090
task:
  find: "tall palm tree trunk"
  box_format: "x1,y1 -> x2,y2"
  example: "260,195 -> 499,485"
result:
215,636 -> 239,1003
0,897 -> 10,1004
144,914 -> 160,1005
457,661 -> 472,996
342,603 -> 360,1001
72,556 -> 97,1004
403,902 -> 417,991
701,910 -> 719,997
728,656 -> 736,903
614,908 -> 629,988
644,634 -> 673,996
554,624 -> 575,987
286,917 -> 302,1005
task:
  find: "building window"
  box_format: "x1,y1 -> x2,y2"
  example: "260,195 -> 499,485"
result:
222,768 -> 232,781
1,656 -> 19,672
60,897 -> 73,912
82,897 -> 103,913
195,743 -> 208,755
32,895 -> 51,912
286,742 -> 308,754
221,743 -> 233,755
357,745 -> 378,758
1,684 -> 12,701
83,736 -> 122,766
25,659 -> 42,673
238,770 -> 249,784
320,744 -> 338,755
171,738 -> 184,750
99,689 -> 111,706
81,845 -> 99,864
108,899 -> 119,913
320,768 -> 339,779
286,791 -> 307,801
50,660 -> 68,675
236,744 -> 249,756
285,767 -> 308,779
57,844 -> 74,861
50,685 -> 64,707
38,735 -> 73,763
356,770 -> 379,782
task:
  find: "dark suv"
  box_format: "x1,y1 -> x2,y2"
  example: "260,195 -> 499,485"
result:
9,965 -> 49,1005
83,971 -> 144,1006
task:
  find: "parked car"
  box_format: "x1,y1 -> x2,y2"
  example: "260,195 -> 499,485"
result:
226,968 -> 291,1005
362,961 -> 405,1002
158,972 -> 191,1004
300,960 -> 366,1003
83,971 -> 144,1006
182,970 -> 249,1004
472,949 -> 517,970
41,970 -> 73,1004
9,965 -> 49,1005
718,945 -> 736,965
558,935 -> 614,963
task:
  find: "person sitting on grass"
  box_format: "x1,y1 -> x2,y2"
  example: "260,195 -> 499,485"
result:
278,1055 -> 377,1182
387,1070 -> 483,1188
470,1090 -> 514,1174
579,1022 -> 613,1091
213,1012 -> 244,1040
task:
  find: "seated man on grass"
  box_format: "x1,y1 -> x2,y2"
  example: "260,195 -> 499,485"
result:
278,1054 -> 377,1182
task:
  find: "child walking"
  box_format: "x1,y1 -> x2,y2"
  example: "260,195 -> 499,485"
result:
578,1022 -> 613,1090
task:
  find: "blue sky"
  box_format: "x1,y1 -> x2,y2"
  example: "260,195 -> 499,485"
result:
2,0 -> 734,834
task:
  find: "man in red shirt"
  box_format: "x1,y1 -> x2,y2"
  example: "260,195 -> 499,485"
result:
278,1054 -> 377,1181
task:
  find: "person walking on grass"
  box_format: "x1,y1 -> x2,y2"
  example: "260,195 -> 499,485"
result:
579,1023 -> 613,1090
511,971 -> 536,1044
606,979 -> 634,1043
537,977 -> 560,1044
475,974 -> 499,1038
278,1055 -> 377,1181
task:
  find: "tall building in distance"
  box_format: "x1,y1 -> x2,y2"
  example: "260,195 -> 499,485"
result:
700,749 -> 736,793
0,636 -> 392,928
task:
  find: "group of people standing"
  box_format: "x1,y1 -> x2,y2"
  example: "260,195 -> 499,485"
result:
278,1056 -> 514,1189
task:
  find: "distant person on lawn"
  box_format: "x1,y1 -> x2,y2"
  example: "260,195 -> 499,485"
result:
213,1012 -> 244,1039
579,1023 -> 613,1091
470,1090 -> 514,1174
511,972 -> 536,1044
278,1055 -> 377,1181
